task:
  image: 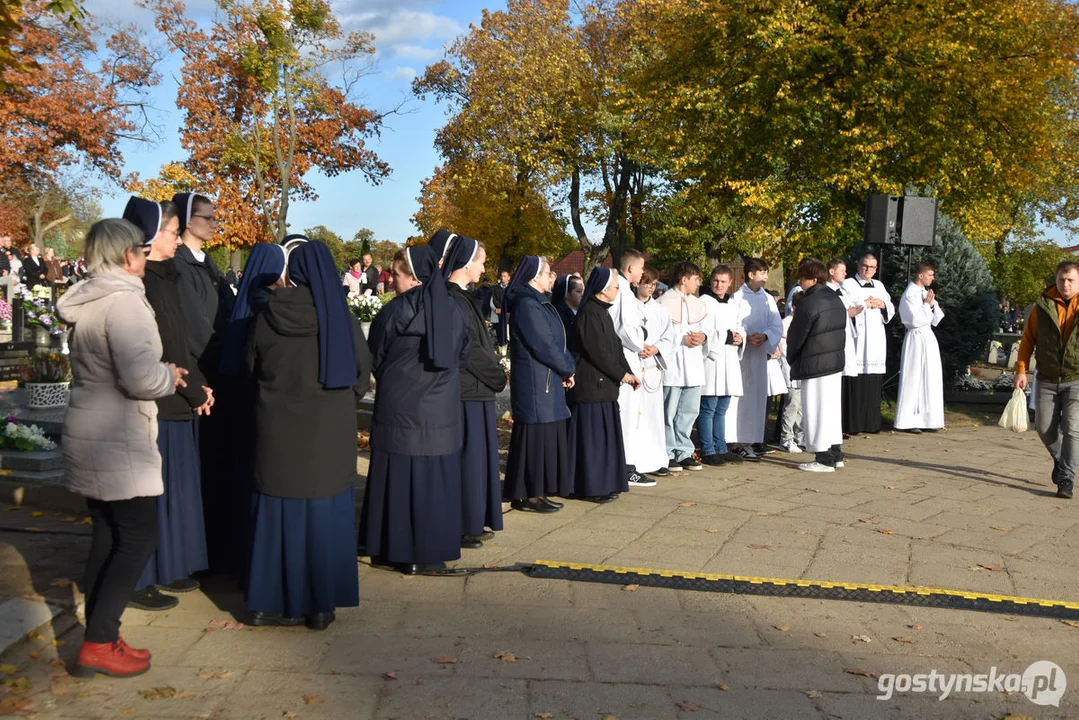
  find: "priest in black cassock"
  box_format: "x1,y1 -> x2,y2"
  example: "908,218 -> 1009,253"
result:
839,252 -> 895,434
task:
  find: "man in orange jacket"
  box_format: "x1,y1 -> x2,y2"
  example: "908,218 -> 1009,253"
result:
1015,260 -> 1079,499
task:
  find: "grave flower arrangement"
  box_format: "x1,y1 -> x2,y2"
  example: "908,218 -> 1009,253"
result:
348,293 -> 383,322
0,414 -> 56,452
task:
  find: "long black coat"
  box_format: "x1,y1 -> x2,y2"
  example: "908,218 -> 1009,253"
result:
369,286 -> 470,457
174,244 -> 233,377
143,259 -> 209,421
247,286 -> 372,499
507,285 -> 575,424
23,256 -> 47,288
567,298 -> 631,405
448,283 -> 506,402
787,283 -> 848,381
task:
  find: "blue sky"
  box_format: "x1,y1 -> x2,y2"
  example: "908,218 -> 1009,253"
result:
84,0 -> 501,245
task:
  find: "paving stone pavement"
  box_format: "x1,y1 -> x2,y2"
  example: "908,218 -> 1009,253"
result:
0,425 -> 1078,718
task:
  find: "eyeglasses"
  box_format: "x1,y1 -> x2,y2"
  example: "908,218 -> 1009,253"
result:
159,227 -> 180,238
191,215 -> 219,224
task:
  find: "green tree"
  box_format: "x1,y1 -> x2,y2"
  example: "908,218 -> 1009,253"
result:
989,238 -> 1069,309
304,224 -> 346,269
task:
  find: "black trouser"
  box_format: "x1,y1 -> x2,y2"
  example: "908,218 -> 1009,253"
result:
815,444 -> 845,467
84,497 -> 159,644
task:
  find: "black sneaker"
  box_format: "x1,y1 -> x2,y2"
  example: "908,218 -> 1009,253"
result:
648,467 -> 671,478
732,446 -> 761,463
128,586 -> 179,612
702,453 -> 727,466
752,443 -> 776,455
680,457 -> 703,471
668,459 -> 684,472
1057,482 -> 1073,499
157,578 -> 199,594
628,472 -> 657,487
723,451 -> 744,464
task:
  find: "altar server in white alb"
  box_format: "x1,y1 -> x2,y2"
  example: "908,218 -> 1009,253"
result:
633,266 -> 678,478
894,262 -> 945,433
608,249 -> 654,484
725,258 -> 784,462
698,265 -> 746,466
786,258 -> 849,472
658,261 -> 708,472
840,252 -> 895,434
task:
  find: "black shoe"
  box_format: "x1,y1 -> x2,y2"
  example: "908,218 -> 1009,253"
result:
511,498 -> 559,513
128,587 -> 179,612
752,443 -> 776,455
244,611 -> 304,627
461,535 -> 484,549
579,494 -> 618,504
157,578 -> 199,594
540,497 -> 564,509
396,562 -> 448,575
628,471 -> 657,487
648,467 -> 671,477
476,530 -> 496,540
904,428 -> 923,434
723,451 -> 744,464
1057,482 -> 1074,499
667,459 -> 684,472
702,453 -> 727,466
732,446 -> 761,463
680,457 -> 704,471
923,428 -> 940,433
305,612 -> 336,630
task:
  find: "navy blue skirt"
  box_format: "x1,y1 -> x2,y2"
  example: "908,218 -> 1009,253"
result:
568,402 -> 628,498
461,401 -> 503,535
137,420 -> 208,589
359,451 -> 462,565
503,419 -> 572,500
245,486 -> 359,617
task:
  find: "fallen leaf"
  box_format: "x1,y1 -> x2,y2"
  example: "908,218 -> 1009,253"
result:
27,654 -> 38,661
892,637 -> 916,644
302,694 -> 323,704
0,665 -> 18,675
852,635 -> 873,643
978,564 -> 1005,572
176,690 -> 196,699
431,657 -> 457,664
844,668 -> 879,678
121,707 -> 137,715
51,639 -> 64,647
282,713 -> 299,720
482,563 -> 500,569
48,683 -> 69,697
772,625 -> 790,632
381,671 -> 397,681
675,700 -> 701,711
414,679 -> 423,685
6,677 -> 31,693
1060,620 -> 1079,628
705,528 -> 719,534
756,511 -> 770,516
718,684 -> 729,691
748,544 -> 772,550
493,652 -> 518,663
814,632 -> 827,638
601,716 -> 619,720
883,485 -> 896,489
622,584 -> 639,592
876,529 -> 896,535
46,670 -> 67,680
57,515 -> 77,523
534,714 -> 553,719
25,527 -> 44,532
48,579 -> 73,589
677,502 -> 697,508
990,526 -> 1013,532
908,624 -> 923,630
1001,715 -> 1036,720
139,686 -> 180,701
805,690 -> 822,699
5,506 -> 19,511
31,511 -> 43,517
79,517 -> 92,525
204,619 -> 245,632
48,659 -> 64,667
0,697 -> 35,713
196,669 -> 233,679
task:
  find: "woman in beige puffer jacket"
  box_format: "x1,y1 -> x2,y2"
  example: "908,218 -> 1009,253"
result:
56,218 -> 187,680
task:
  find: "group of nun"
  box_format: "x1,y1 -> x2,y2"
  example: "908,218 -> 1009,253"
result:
117,194 -> 371,629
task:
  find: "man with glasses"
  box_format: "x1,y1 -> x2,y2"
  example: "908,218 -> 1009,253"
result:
840,252 -> 895,435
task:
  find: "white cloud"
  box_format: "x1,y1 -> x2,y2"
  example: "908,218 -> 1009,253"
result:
390,66 -> 418,83
338,9 -> 462,48
386,44 -> 443,62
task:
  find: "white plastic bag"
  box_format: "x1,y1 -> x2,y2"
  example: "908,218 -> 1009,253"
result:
998,388 -> 1029,433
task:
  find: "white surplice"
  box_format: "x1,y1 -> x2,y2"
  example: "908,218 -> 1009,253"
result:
725,284 -> 783,444
658,289 -> 707,388
840,274 -> 895,374
700,293 -> 746,397
634,296 -> 677,472
610,274 -> 646,467
894,282 -> 946,429
827,281 -> 858,377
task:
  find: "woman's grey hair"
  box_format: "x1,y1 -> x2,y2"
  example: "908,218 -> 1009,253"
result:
85,219 -> 141,276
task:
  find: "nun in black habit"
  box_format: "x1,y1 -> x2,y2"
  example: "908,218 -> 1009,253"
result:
244,241 -> 371,630
359,245 -> 471,575
443,237 -> 507,548
567,267 -> 640,502
551,275 -> 577,349
122,197 -> 211,612
502,256 -> 576,512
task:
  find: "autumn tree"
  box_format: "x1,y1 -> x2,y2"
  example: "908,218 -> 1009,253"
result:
147,0 -> 392,249
0,0 -> 85,90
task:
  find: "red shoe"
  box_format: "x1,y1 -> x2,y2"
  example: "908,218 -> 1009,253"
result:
117,637 -> 151,661
71,640 -> 151,679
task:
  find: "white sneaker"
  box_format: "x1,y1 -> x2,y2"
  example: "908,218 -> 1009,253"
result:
781,443 -> 803,454
834,461 -> 845,468
798,462 -> 835,473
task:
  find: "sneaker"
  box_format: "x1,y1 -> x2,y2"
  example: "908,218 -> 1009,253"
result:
723,451 -> 744,464
647,467 -> 671,478
780,443 -> 803,454
834,461 -> 846,468
1057,482 -> 1074,499
680,457 -> 703,471
753,443 -> 776,455
157,578 -> 199,594
732,446 -> 761,463
798,462 -> 835,473
668,459 -> 685,472
701,453 -> 727,466
128,586 -> 179,612
628,472 -> 657,487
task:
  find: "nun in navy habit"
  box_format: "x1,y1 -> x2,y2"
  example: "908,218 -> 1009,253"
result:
502,256 -> 576,512
244,241 -> 371,630
567,268 -> 639,502
551,275 -> 578,349
443,237 -> 507,548
215,242 -> 288,584
123,197 -> 211,612
359,245 -> 471,575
